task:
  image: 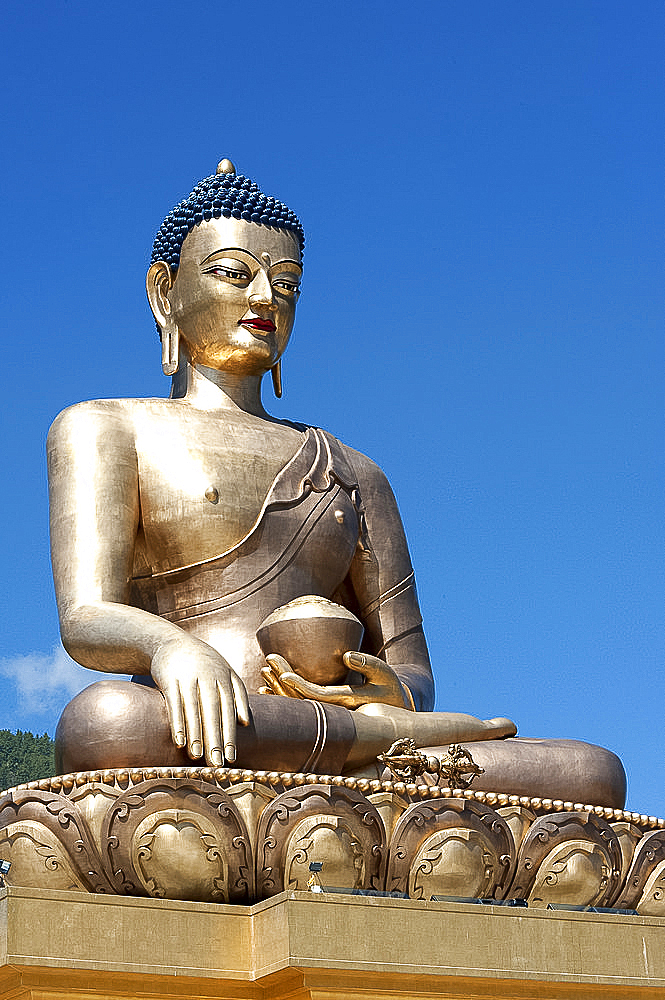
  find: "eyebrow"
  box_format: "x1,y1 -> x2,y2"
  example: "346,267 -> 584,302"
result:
200,247 -> 302,271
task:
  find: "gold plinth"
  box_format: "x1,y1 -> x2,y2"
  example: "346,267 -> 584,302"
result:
0,768 -> 664,914
1,887 -> 665,998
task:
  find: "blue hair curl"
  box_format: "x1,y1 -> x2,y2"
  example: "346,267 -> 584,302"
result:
151,168 -> 304,272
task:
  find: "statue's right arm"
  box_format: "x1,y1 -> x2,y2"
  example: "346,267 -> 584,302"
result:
47,402 -> 249,765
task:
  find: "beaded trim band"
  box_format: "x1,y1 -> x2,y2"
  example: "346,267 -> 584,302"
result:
6,768 -> 662,831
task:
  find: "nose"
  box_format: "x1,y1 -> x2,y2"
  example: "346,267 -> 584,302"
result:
248,269 -> 276,311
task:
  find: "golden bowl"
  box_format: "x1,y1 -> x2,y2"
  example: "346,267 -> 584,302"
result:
256,596 -> 364,686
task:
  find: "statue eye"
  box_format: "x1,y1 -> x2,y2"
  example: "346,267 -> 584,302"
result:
272,278 -> 301,295
202,263 -> 250,281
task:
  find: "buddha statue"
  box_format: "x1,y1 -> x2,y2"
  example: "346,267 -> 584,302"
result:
50,160 -> 625,808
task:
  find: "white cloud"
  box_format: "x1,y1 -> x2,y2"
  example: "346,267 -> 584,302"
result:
0,645 -> 101,716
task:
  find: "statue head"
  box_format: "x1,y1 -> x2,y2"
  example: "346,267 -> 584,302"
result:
147,160 -> 303,387
150,159 -> 304,275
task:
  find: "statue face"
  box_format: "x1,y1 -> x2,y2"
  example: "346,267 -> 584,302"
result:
168,217 -> 302,374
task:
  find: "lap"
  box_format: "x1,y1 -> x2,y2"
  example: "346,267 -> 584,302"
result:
417,737 -> 626,808
55,681 -> 626,809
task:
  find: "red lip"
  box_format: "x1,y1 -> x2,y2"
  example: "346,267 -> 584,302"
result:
239,317 -> 276,332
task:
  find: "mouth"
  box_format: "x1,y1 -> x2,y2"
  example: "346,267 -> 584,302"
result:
239,317 -> 276,333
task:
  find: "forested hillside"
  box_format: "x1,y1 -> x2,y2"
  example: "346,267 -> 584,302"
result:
0,730 -> 55,789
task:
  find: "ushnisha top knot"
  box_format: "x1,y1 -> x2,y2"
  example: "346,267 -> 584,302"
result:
151,159 -> 304,272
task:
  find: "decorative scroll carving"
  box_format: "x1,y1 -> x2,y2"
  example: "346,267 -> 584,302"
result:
386,798 -> 515,901
0,821 -> 89,892
497,805 -> 536,854
101,779 -> 252,903
635,861 -> 665,916
225,781 -> 276,851
0,770 -> 661,908
368,791 -> 409,841
0,788 -> 113,893
613,830 -> 665,914
67,780 -> 122,844
610,820 -> 644,886
255,783 -> 385,898
507,811 -> 622,908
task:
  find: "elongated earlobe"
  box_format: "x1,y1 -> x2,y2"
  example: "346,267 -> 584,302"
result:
161,316 -> 180,376
271,360 -> 283,398
147,260 -> 178,376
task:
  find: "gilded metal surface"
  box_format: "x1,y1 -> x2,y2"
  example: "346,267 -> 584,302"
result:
403,737 -> 627,808
47,179 -> 518,774
509,811 -> 622,907
613,829 -> 665,911
48,159 -> 626,812
254,783 -> 386,898
216,158 -> 236,175
386,797 -> 515,900
437,744 -> 485,790
101,779 -> 252,902
377,740 -> 491,791
0,769 -> 662,908
377,738 -> 431,781
256,597 -> 363,686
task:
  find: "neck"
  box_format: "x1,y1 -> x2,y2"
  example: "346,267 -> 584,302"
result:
170,360 -> 270,417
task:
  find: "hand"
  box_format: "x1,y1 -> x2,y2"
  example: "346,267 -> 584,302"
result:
151,634 -> 250,766
260,651 -> 411,710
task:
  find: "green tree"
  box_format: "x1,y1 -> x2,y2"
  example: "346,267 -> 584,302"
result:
0,730 -> 55,789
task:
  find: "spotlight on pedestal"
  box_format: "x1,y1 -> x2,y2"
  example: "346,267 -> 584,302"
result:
307,861 -> 324,893
0,859 -> 11,886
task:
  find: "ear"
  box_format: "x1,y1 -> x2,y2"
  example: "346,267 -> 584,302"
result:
146,260 -> 174,329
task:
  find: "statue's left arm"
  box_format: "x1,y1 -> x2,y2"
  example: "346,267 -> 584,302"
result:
265,450 -> 435,712
344,450 -> 435,711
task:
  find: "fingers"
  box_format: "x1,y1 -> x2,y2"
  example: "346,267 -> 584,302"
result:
180,680 -> 204,761
216,676 -> 237,764
264,655 -> 306,698
196,672 -> 235,767
261,663 -> 292,698
232,670 -> 251,726
343,651 -> 409,708
264,653 -> 291,674
279,672 -> 356,706
487,717 -> 518,738
161,678 -> 187,750
151,639 -> 248,766
344,651 -> 391,682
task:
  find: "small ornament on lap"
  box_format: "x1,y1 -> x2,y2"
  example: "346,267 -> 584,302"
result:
377,738 -> 485,788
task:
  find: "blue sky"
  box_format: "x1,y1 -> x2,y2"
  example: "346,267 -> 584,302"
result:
1,2 -> 663,816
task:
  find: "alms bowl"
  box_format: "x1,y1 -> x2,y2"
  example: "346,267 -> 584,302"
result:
256,596 -> 364,685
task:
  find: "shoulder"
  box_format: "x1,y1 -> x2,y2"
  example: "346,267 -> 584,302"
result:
49,397 -> 129,435
47,397 -> 169,448
47,398 -> 157,462
316,427 -> 395,498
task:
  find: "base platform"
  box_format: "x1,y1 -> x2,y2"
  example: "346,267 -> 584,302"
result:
1,886 -> 664,998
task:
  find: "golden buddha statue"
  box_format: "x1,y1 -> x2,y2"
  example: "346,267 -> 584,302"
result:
50,160 -> 625,807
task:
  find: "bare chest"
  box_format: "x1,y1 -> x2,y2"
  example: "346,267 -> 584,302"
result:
134,409 -> 304,572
